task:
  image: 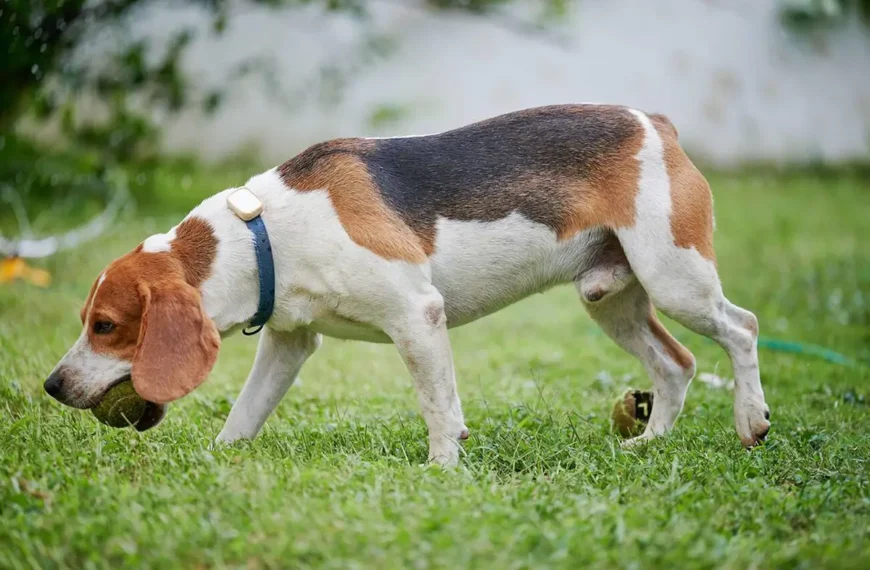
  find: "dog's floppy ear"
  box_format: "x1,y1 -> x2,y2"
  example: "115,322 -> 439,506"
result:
132,281 -> 220,404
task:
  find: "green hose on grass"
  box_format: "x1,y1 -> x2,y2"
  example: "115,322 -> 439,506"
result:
757,337 -> 869,368
593,325 -> 868,368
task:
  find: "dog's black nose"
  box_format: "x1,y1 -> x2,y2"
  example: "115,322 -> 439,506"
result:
44,371 -> 64,398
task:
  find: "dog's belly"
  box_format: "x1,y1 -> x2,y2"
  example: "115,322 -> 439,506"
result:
431,214 -> 605,327
306,315 -> 393,343
304,214 -> 608,343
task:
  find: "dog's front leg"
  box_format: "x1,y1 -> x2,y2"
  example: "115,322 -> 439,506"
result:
216,327 -> 321,444
387,293 -> 468,467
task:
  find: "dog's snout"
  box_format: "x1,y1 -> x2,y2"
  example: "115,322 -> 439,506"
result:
44,370 -> 65,399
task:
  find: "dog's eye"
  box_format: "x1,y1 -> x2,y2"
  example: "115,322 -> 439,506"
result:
93,321 -> 115,335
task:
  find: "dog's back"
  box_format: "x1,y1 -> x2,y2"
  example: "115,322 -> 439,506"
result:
281,105 -> 651,256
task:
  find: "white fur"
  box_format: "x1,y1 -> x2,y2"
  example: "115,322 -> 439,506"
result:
181,191 -> 260,332
50,331 -> 132,409
618,110 -> 721,316
142,228 -> 177,252
216,327 -> 320,443
88,272 -> 107,325
202,170 -> 474,461
430,213 -> 605,327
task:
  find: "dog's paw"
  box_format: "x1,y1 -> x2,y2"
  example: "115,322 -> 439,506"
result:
620,432 -> 655,449
427,437 -> 463,468
426,453 -> 459,468
735,399 -> 770,448
212,430 -> 249,449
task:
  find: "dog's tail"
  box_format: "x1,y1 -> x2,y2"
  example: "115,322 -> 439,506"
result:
648,113 -> 678,139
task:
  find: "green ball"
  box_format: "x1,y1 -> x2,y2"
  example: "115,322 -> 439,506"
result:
91,380 -> 147,428
611,389 -> 654,438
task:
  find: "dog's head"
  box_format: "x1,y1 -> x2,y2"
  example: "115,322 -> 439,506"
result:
44,246 -> 220,430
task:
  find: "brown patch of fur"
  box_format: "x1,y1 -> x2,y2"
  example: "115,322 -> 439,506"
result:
557,117 -> 644,239
172,217 -> 218,287
649,113 -> 678,138
584,288 -> 606,303
82,249 -> 220,403
647,306 -> 695,371
424,301 -> 444,327
132,280 -> 220,403
744,313 -> 759,337
85,252 -> 184,362
83,217 -> 216,332
80,277 -> 101,325
279,143 -> 428,263
83,215 -> 217,359
651,115 -> 716,262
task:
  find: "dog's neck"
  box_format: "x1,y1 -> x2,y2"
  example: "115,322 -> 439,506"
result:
143,168 -> 303,334
145,192 -> 264,334
184,189 -> 262,333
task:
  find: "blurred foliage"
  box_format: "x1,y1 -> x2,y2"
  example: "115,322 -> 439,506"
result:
0,0 -> 567,163
780,0 -> 870,30
0,134 -> 120,234
1,0 -> 308,158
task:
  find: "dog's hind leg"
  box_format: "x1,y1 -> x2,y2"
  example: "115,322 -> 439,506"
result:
216,327 -> 321,444
577,263 -> 696,443
614,109 -> 769,448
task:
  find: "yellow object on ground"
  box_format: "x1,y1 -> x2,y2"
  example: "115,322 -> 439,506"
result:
0,256 -> 51,287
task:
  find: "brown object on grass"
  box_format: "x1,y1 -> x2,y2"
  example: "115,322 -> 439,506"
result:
611,390 -> 654,438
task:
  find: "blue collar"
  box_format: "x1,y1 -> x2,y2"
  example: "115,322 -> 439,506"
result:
242,215 -> 275,336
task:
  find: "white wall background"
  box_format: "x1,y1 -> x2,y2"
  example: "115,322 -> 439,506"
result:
132,0 -> 870,167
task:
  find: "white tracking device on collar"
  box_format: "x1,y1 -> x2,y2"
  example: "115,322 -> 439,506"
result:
227,187 -> 264,221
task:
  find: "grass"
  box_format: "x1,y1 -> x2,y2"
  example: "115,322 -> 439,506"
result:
1,163 -> 869,569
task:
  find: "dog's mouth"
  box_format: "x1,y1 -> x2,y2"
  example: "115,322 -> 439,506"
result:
135,400 -> 168,432
101,374 -> 132,395
93,375 -> 167,432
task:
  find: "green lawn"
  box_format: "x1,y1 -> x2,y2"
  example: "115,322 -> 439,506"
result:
1,166 -> 869,569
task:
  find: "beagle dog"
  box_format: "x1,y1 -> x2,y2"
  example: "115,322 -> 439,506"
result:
45,105 -> 770,465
